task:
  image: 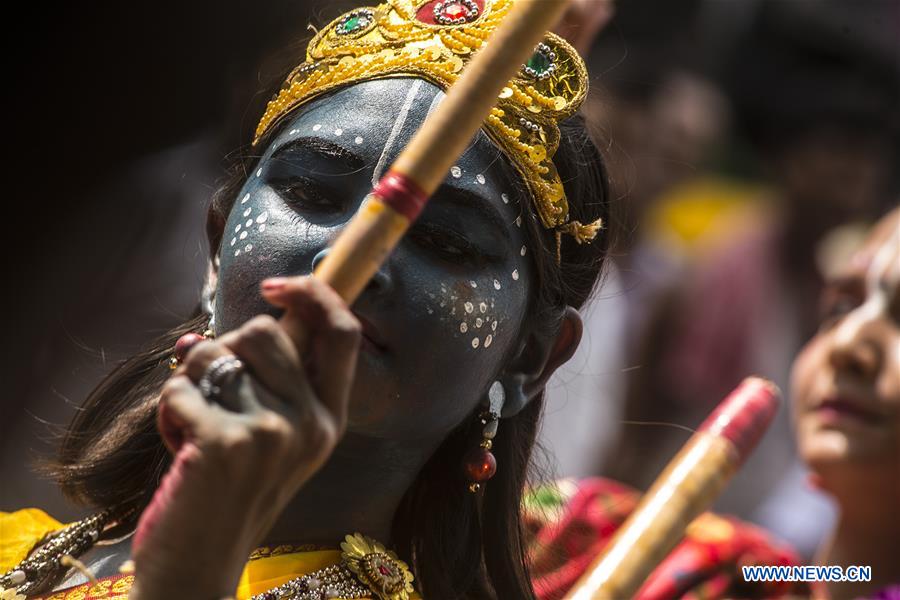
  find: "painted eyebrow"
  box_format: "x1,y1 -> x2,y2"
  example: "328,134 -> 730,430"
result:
430,183 -> 511,242
272,136 -> 364,170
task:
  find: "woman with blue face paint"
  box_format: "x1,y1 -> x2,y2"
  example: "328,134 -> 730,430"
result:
1,2 -> 611,598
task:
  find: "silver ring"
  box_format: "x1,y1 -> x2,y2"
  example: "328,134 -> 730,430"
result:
198,355 -> 245,400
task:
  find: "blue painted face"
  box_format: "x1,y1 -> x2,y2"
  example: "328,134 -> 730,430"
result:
215,78 -> 534,440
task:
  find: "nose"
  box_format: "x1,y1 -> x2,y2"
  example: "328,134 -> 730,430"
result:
826,306 -> 883,381
311,247 -> 393,295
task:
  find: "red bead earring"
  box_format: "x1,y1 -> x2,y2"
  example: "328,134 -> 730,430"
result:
464,381 -> 505,493
168,327 -> 215,370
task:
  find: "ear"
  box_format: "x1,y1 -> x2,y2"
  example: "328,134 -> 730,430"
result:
499,306 -> 583,417
202,257 -> 219,317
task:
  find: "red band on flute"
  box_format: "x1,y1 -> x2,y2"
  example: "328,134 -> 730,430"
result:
373,170 -> 429,222
698,377 -> 780,463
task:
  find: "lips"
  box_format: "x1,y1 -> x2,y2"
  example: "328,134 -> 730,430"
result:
353,312 -> 388,353
814,396 -> 882,425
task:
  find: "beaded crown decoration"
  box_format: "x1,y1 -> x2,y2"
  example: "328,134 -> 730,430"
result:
254,0 -> 600,244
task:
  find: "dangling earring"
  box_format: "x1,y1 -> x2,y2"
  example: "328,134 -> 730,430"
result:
168,325 -> 215,370
464,381 -> 505,493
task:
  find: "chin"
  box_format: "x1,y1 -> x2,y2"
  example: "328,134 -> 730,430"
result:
802,424 -> 897,472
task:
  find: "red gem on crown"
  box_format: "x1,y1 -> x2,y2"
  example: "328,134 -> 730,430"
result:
416,0 -> 482,25
442,2 -> 467,20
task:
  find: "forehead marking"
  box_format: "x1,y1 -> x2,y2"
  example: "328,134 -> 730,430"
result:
834,222 -> 900,346
372,80 -> 424,185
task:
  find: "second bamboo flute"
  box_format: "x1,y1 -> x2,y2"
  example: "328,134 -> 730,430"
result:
313,0 -> 571,303
564,377 -> 781,600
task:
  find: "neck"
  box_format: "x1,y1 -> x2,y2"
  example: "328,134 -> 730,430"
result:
261,432 -> 434,547
817,478 -> 900,599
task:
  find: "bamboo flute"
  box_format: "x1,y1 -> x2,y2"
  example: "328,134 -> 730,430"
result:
313,0 -> 572,303
563,377 -> 781,600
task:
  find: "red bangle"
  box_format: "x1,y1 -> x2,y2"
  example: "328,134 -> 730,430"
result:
373,170 -> 429,222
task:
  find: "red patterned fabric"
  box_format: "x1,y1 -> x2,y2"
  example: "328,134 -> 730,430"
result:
524,478 -> 808,600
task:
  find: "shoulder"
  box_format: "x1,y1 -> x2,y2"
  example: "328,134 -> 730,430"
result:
0,508 -> 65,574
525,478 -> 808,600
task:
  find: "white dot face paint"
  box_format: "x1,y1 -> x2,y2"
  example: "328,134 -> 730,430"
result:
501,193 -> 509,204
469,281 -> 477,288
476,174 -> 486,185
241,193 -> 250,204
479,302 -> 487,313
484,335 -> 493,348
289,128 -> 299,135
334,128 -> 343,136
243,207 -> 252,217
230,237 -> 236,246
475,318 -> 483,328
355,136 -> 364,144
312,124 -> 322,131
256,211 -> 268,224
460,322 -> 468,333
245,244 -> 253,252
515,216 -> 522,227
234,249 -> 241,257
493,279 -> 501,290
512,269 -> 519,281
464,302 -> 474,314
491,321 -> 497,331
450,166 -> 462,178
235,224 -> 242,233
239,231 -> 248,240
256,168 -> 262,178
520,246 -> 527,256
258,224 -> 266,233
245,219 -> 253,227
472,338 -> 480,349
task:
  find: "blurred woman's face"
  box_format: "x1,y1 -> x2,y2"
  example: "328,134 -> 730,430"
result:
791,210 -> 900,478
213,78 -> 534,443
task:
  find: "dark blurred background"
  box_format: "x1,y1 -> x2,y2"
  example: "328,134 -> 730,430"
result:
4,0 -> 898,562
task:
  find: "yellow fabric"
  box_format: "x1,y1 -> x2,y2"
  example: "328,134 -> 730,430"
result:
236,550 -> 422,599
0,509 -> 65,574
1,510 -> 422,600
648,176 -> 769,250
237,550 -> 341,598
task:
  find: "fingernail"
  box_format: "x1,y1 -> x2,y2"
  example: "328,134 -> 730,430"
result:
262,277 -> 288,292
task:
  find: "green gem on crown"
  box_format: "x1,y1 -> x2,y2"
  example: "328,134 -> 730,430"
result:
336,9 -> 375,35
523,42 -> 557,80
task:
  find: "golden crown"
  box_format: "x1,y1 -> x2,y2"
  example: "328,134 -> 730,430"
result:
254,0 -> 600,244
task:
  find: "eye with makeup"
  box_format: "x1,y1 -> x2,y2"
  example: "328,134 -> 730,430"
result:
407,221 -> 496,266
273,176 -> 346,218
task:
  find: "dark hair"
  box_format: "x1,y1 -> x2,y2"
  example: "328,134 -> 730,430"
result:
45,83 -> 612,599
